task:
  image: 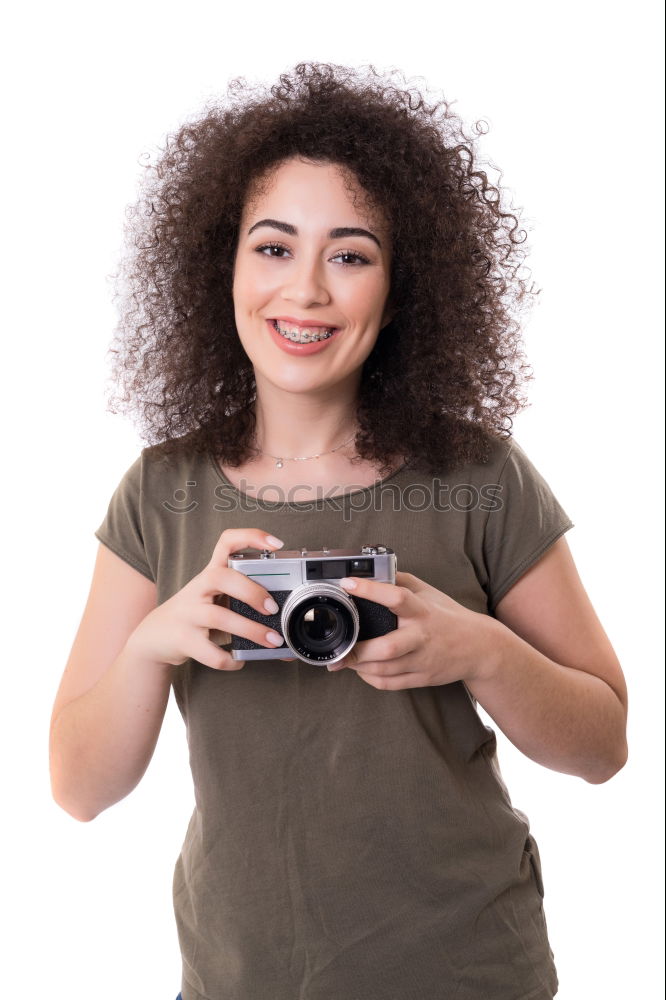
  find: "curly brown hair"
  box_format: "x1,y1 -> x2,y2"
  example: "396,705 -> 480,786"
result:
108,61 -> 538,477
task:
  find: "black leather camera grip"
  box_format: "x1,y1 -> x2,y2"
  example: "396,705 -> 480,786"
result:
355,597 -> 398,641
228,591 -> 289,651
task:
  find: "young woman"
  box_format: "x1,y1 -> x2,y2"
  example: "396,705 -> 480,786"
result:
49,63 -> 628,1000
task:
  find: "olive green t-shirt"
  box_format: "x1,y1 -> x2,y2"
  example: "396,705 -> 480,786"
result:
95,433 -> 573,1000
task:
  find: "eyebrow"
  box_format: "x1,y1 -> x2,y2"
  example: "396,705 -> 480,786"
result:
247,218 -> 382,249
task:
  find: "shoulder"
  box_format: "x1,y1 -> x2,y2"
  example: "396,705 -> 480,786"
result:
450,419 -> 516,479
141,429 -> 205,469
136,431 -> 211,502
397,426 -> 516,487
449,431 -> 544,487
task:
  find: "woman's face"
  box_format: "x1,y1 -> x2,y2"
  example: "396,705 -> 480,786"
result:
232,156 -> 393,395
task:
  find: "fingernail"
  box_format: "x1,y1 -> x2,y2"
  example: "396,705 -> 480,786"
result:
339,577 -> 356,589
327,662 -> 346,671
266,630 -> 284,646
264,597 -> 280,614
265,535 -> 284,547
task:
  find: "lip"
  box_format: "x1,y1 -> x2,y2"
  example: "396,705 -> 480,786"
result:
266,318 -> 342,356
270,315 -> 339,329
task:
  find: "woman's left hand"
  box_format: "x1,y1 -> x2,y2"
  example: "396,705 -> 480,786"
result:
329,570 -> 499,690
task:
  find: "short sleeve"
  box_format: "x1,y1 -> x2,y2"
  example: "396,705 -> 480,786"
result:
94,453 -> 155,582
483,440 -> 574,613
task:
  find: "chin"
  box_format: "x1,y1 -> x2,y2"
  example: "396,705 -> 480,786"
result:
264,370 -> 338,392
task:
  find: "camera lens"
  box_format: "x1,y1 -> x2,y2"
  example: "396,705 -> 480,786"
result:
292,599 -> 347,649
282,585 -> 359,664
299,604 -> 338,642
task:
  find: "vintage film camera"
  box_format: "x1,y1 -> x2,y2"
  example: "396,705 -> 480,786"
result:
227,544 -> 397,667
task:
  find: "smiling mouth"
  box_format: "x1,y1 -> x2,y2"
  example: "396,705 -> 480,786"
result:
271,319 -> 338,344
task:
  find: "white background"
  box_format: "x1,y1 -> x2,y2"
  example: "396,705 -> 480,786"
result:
2,1 -> 663,998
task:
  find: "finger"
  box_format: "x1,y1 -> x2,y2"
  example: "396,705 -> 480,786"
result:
197,564 -> 281,619
194,604 -> 285,651
395,571 -> 431,594
337,627 -> 421,671
189,633 -> 242,671
208,528 -> 284,569
208,629 -> 290,657
354,655 -> 416,677
338,575 -> 421,617
356,669 -> 430,691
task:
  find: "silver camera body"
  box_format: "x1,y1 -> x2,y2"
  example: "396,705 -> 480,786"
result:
227,544 -> 397,666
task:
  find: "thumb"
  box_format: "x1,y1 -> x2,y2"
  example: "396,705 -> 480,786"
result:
328,645 -> 359,671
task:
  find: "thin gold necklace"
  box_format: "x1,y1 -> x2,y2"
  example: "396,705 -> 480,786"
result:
254,431 -> 357,469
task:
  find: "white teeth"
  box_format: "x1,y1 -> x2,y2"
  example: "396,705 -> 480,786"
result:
273,320 -> 335,344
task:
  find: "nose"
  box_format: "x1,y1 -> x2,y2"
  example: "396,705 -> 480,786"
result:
281,254 -> 331,308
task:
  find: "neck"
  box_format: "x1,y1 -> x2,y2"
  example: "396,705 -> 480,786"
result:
251,371 -> 360,460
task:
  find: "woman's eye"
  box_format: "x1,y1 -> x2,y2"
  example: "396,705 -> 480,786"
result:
256,242 -> 290,258
333,250 -> 369,266
255,243 -> 369,267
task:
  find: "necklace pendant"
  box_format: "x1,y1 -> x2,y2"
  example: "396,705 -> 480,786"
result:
276,459 -> 284,469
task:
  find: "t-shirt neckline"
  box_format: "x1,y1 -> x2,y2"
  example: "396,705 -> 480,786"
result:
207,451 -> 409,510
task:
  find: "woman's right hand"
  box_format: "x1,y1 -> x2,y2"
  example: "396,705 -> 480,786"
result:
125,528 -> 287,671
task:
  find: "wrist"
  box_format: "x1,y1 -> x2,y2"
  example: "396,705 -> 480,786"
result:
466,614 -> 507,685
123,632 -> 174,677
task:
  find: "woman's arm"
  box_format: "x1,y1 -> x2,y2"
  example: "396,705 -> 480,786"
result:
465,535 -> 628,784
49,543 -> 172,821
336,536 -> 628,783
50,527 -> 288,820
